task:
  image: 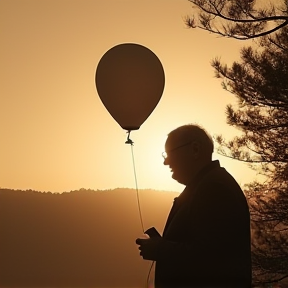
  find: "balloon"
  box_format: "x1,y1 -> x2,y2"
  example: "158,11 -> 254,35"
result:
95,43 -> 165,131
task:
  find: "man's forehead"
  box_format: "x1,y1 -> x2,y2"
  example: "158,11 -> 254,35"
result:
165,132 -> 192,148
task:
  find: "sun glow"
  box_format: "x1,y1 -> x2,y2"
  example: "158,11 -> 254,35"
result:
1,0 -> 254,193
132,129 -> 184,193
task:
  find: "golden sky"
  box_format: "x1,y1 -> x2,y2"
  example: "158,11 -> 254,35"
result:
0,0 -> 260,193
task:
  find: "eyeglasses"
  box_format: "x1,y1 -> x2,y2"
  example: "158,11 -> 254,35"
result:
162,141 -> 193,160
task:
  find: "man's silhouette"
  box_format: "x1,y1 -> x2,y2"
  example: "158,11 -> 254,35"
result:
136,124 -> 252,288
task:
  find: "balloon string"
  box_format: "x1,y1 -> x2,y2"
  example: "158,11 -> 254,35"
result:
146,261 -> 155,288
126,131 -> 145,234
126,131 -> 153,288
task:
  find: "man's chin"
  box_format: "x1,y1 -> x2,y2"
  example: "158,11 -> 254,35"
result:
172,172 -> 185,185
172,172 -> 180,182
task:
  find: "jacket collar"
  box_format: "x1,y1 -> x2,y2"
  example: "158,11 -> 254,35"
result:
178,160 -> 220,201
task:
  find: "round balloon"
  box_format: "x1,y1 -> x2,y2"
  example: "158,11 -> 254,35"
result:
95,43 -> 165,131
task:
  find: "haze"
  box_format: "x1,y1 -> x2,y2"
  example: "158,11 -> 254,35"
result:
0,0 -> 258,193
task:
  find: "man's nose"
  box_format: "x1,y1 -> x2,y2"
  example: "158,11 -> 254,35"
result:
163,157 -> 169,165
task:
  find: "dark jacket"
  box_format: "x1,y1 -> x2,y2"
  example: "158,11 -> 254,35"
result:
154,160 -> 252,288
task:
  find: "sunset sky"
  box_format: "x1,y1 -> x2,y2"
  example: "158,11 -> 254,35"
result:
1,0 -> 260,193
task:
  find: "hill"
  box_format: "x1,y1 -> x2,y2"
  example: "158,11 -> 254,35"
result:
0,188 -> 178,287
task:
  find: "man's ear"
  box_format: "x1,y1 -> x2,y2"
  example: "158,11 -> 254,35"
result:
191,141 -> 200,158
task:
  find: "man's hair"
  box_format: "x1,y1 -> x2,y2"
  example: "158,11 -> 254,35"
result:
168,124 -> 214,156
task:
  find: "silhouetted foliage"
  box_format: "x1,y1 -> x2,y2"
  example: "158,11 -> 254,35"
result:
185,0 -> 288,40
246,182 -> 288,287
203,21 -> 288,287
0,188 -> 178,287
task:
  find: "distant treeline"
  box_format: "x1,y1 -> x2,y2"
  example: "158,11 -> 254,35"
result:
0,188 -> 178,287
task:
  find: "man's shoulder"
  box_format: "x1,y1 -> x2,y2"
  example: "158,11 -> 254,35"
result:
196,165 -> 245,198
206,164 -> 240,186
199,164 -> 234,187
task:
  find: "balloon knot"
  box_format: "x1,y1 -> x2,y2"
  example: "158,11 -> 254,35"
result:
125,131 -> 134,145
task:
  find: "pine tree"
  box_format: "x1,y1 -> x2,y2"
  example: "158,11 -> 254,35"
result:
186,1 -> 288,285
212,21 -> 288,288
185,0 -> 288,40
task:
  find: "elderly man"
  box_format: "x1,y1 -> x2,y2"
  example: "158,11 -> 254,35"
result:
136,124 -> 252,288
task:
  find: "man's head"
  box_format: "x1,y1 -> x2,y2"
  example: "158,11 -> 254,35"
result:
163,124 -> 214,185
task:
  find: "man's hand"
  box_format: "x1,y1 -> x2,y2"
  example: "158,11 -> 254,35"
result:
135,237 -> 163,261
